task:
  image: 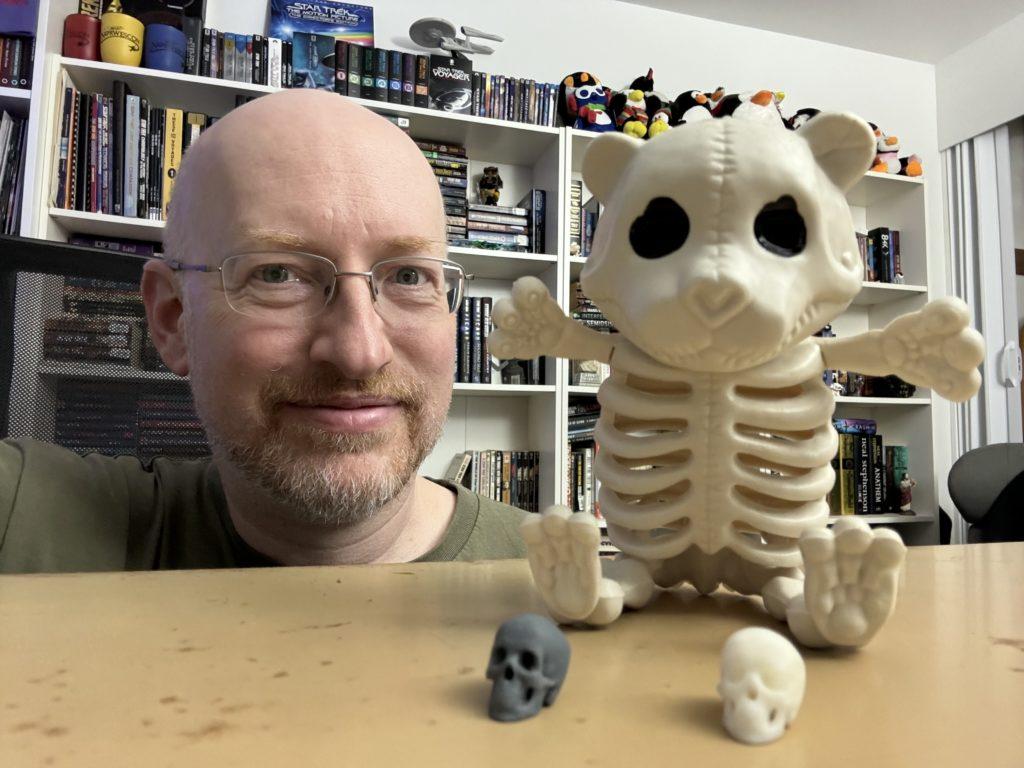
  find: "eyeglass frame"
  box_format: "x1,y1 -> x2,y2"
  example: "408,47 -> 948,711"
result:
163,251 -> 475,319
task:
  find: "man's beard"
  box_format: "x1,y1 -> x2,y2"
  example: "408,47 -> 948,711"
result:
195,368 -> 448,526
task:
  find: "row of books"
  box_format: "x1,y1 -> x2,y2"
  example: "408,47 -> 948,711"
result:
454,295 -> 545,385
197,29 -> 285,86
444,450 -> 542,513
0,34 -> 32,89
815,325 -> 918,398
569,282 -> 613,386
451,192 -> 547,253
497,357 -> 545,386
829,418 -> 912,516
53,378 -> 208,461
419,139 -> 470,242
332,41 -> 426,106
0,110 -> 26,235
468,73 -> 560,127
569,443 -> 602,521
856,227 -> 904,283
51,74 -> 211,220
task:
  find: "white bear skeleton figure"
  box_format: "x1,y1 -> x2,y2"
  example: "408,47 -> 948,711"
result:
490,113 -> 984,648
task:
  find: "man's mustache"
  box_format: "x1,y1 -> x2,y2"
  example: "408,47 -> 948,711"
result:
258,370 -> 427,411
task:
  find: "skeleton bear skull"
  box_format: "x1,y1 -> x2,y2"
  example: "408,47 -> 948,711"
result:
490,113 -> 984,647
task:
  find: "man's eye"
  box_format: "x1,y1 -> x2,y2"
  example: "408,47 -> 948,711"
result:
257,265 -> 294,283
393,267 -> 423,285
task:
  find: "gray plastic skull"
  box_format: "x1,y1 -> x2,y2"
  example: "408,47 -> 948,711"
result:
485,613 -> 570,722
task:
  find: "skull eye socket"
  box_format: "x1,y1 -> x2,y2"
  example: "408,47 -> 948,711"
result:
754,195 -> 805,257
520,650 -> 537,670
493,647 -> 506,664
629,197 -> 690,259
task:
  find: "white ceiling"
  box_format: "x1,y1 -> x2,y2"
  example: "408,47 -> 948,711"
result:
616,0 -> 1024,63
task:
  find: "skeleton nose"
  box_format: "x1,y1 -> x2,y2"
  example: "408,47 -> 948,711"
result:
685,275 -> 750,328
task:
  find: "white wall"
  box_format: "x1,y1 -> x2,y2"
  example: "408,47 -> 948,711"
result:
936,11 -> 1024,149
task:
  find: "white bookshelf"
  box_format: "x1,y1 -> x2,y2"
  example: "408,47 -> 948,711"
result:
8,2 -> 946,539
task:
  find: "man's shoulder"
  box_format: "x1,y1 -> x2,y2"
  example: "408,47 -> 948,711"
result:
421,480 -> 528,562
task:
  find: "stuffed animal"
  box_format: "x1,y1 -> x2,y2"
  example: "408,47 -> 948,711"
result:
786,107 -> 820,131
713,90 -> 786,128
478,166 -> 503,206
648,105 -> 674,137
558,71 -> 610,131
572,81 -> 616,133
671,90 -> 714,126
490,114 -> 984,648
868,123 -> 923,176
610,70 -> 654,138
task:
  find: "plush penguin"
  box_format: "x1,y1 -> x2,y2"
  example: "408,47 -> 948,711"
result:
868,122 -> 901,173
610,69 -> 654,138
648,105 -> 674,137
786,107 -> 820,131
572,81 -> 616,133
671,90 -> 714,126
713,90 -> 786,127
558,71 -> 605,129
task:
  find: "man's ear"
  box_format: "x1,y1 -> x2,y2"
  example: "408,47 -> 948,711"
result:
141,259 -> 190,377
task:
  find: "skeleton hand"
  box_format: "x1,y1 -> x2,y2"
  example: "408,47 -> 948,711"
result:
879,297 -> 984,402
799,517 -> 905,648
490,276 -> 573,360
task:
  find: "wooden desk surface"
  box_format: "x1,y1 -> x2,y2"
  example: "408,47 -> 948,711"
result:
2,544 -> 1022,767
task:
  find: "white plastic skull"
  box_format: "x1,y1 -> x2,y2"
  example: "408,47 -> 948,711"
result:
485,613 -> 570,722
717,627 -> 806,744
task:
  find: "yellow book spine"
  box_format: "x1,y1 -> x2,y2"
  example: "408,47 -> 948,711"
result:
839,433 -> 855,515
162,108 -> 183,220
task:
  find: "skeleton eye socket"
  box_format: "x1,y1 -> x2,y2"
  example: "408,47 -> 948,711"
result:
520,651 -> 537,670
754,195 -> 805,257
629,197 -> 690,259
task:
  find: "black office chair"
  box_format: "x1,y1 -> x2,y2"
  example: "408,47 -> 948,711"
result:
947,442 -> 1024,543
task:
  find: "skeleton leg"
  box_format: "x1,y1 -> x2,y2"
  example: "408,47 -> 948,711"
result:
520,507 -> 655,627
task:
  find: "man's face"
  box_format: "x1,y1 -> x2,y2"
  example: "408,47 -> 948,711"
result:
169,95 -> 453,524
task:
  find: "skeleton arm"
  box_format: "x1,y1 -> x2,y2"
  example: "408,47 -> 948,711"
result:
489,276 -> 616,362
815,297 -> 984,402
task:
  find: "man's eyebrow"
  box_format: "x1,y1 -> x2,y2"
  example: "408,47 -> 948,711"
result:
237,231 -> 445,256
379,236 -> 446,256
240,228 -> 314,251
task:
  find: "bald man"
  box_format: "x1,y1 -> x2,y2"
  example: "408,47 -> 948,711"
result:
0,90 -> 527,573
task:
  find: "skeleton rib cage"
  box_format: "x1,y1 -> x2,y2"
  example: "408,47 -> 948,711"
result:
595,336 -> 837,570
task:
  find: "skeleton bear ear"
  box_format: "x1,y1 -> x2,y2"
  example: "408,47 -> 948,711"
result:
798,112 -> 876,193
582,132 -> 643,203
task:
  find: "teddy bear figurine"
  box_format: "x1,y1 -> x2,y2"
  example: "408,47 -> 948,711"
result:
490,113 -> 983,648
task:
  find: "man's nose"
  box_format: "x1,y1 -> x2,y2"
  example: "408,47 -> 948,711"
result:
306,274 -> 394,380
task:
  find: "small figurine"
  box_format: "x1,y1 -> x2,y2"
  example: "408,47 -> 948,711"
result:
893,270 -> 905,284
478,165 -> 502,206
899,473 -> 917,512
486,613 -> 570,722
670,89 -> 714,126
718,627 -> 805,745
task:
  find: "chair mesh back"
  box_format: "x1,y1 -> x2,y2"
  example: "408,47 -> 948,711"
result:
1,237 -> 209,461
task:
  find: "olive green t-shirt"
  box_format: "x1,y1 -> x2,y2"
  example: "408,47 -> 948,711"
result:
0,439 -> 527,574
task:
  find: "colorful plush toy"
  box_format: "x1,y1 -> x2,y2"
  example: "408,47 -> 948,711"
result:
713,90 -> 786,128
558,71 -> 614,132
785,107 -> 820,131
670,90 -> 714,126
610,70 -> 654,138
868,122 -> 923,176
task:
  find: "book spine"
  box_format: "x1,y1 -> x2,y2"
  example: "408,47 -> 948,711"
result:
334,39 -> 348,95
0,38 -> 10,87
373,48 -> 388,101
347,43 -> 362,98
387,49 -> 402,103
361,45 -> 375,96
210,30 -> 220,79
480,297 -> 492,384
466,230 -> 529,246
252,34 -> 264,84
201,28 -> 211,77
470,296 -> 482,384
137,99 -> 148,219
268,38 -> 282,88
839,433 -> 855,515
223,33 -> 235,81
55,81 -> 73,209
243,35 -> 253,84
414,55 -> 429,108
533,189 -> 546,254
870,434 -> 884,516
183,16 -> 201,76
854,433 -> 870,515
124,95 -> 138,218
892,230 -> 901,279
111,81 -> 126,216
458,297 -> 470,383
162,108 -> 183,220
283,41 -> 292,87
401,52 -> 415,106
88,95 -> 98,213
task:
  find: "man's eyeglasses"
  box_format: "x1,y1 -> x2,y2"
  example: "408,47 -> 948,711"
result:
165,251 -> 472,323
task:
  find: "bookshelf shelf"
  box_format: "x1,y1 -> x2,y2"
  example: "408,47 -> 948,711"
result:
49,208 -> 165,240
38,361 -> 187,383
567,385 -> 599,395
828,512 -> 932,525
0,86 -> 31,117
835,396 -> 932,406
58,56 -> 559,167
448,246 -> 556,281
851,281 -> 928,305
453,383 -> 556,397
847,170 -> 924,207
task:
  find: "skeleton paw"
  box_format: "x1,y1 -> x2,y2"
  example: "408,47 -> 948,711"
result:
880,297 -> 985,403
521,506 -> 621,625
798,517 -> 906,647
490,277 -> 568,361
